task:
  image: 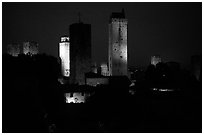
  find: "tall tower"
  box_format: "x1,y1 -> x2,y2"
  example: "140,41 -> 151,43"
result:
59,36 -> 70,77
108,9 -> 128,76
69,22 -> 91,85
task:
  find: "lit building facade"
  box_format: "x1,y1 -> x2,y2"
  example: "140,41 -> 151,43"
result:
59,36 -> 70,77
108,9 -> 128,76
101,63 -> 109,76
69,22 -> 92,85
65,92 -> 91,103
23,41 -> 38,55
7,43 -> 20,57
151,55 -> 161,66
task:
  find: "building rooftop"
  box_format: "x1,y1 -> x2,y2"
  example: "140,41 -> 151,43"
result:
110,8 -> 125,19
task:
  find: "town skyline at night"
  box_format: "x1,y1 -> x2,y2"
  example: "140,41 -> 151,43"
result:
3,2 -> 201,69
2,2 -> 202,133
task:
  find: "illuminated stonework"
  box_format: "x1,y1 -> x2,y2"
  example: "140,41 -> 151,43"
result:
100,63 -> 109,76
65,92 -> 91,103
151,55 -> 161,66
59,36 -> 70,77
7,43 -> 20,57
69,22 -> 92,85
108,9 -> 128,76
23,41 -> 39,55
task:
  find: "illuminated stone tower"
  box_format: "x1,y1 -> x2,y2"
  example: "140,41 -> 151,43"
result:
108,9 -> 128,76
69,22 -> 91,85
59,36 -> 70,77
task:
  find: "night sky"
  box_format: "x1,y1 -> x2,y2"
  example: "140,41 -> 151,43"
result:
2,2 -> 202,69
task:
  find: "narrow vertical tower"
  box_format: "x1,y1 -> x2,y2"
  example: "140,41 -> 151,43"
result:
69,21 -> 91,85
59,36 -> 70,77
108,9 -> 128,76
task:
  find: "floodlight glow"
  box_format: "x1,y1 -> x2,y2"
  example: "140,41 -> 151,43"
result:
59,40 -> 70,77
159,89 -> 174,92
153,88 -> 158,91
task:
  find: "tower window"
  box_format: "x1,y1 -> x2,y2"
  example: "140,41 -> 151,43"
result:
120,56 -> 123,58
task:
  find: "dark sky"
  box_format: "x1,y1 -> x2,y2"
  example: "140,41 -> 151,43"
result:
3,2 -> 202,69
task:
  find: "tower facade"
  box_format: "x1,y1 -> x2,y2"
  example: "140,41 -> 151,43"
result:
108,9 -> 128,76
69,22 -> 92,85
59,36 -> 70,77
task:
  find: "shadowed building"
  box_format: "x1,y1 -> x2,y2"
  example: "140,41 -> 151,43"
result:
108,9 -> 128,76
166,61 -> 180,72
59,36 -> 70,77
69,21 -> 92,85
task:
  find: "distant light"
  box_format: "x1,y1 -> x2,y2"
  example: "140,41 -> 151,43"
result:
159,89 -> 174,92
129,82 -> 135,87
65,92 -> 85,103
129,90 -> 135,95
132,80 -> 136,83
162,74 -> 166,77
152,88 -> 157,91
58,78 -> 64,84
151,55 -> 161,66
